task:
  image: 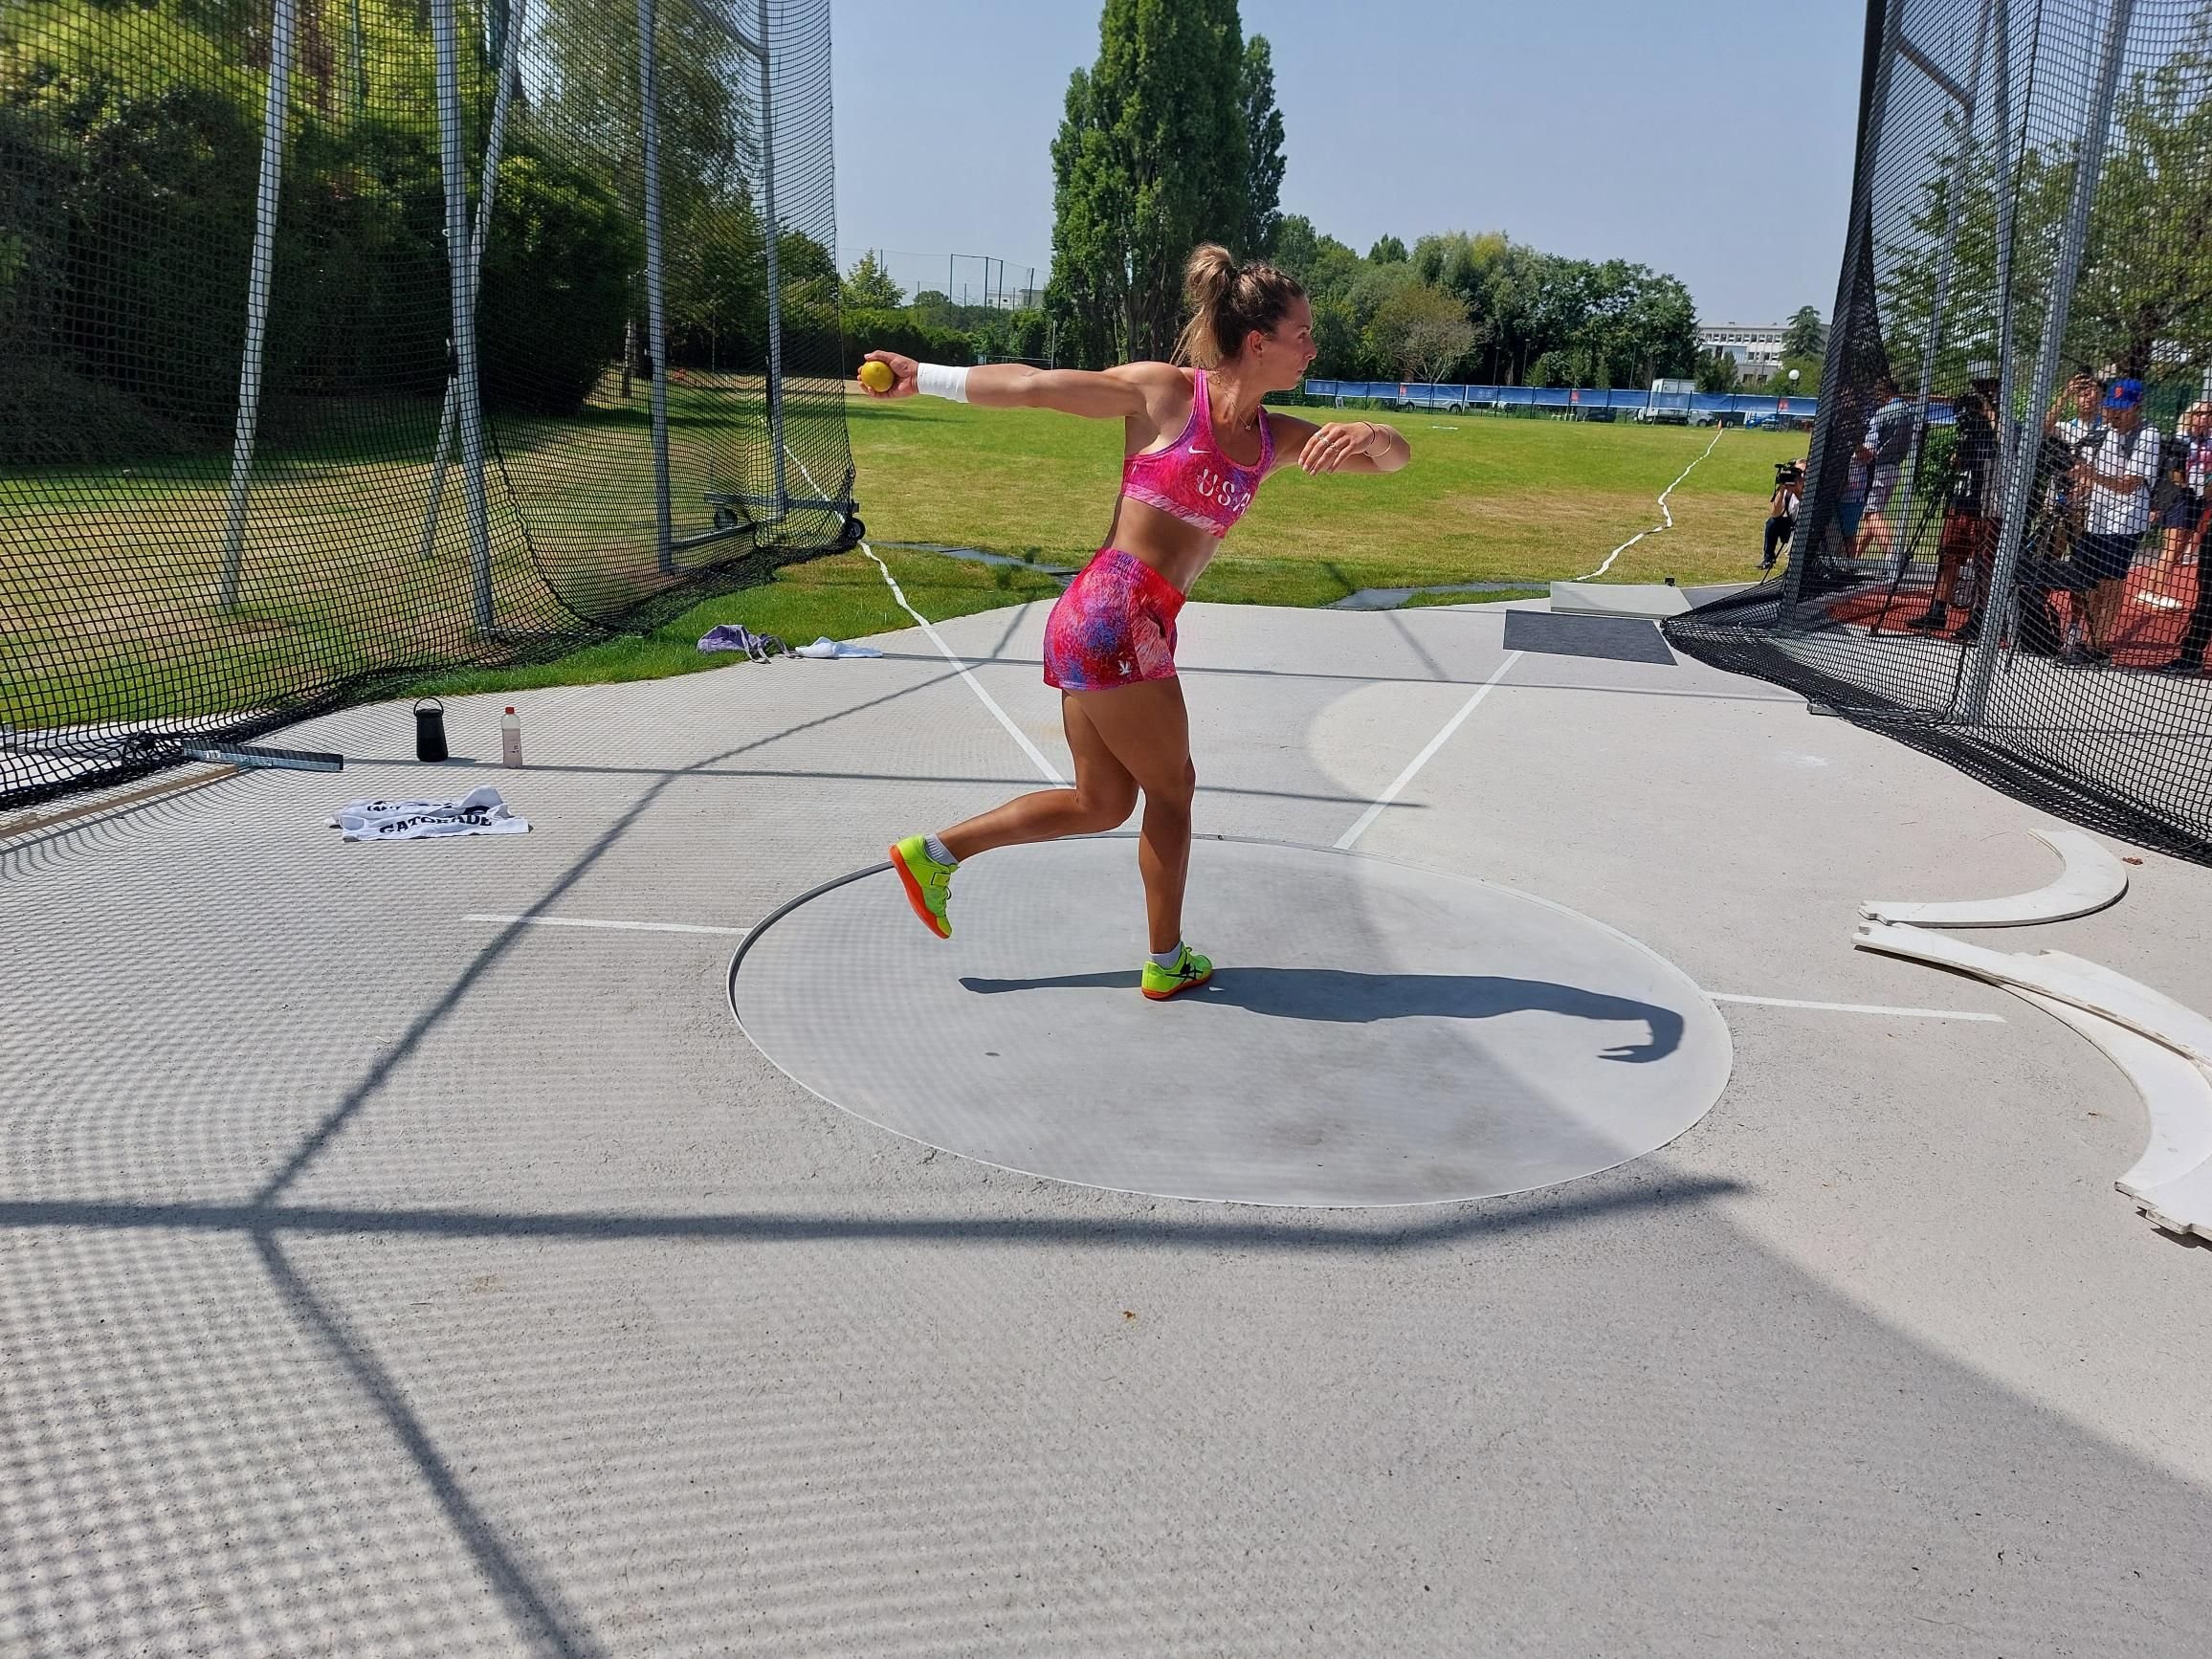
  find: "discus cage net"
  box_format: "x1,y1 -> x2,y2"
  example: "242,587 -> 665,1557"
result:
1667,0 -> 2212,866
1,0 -> 856,810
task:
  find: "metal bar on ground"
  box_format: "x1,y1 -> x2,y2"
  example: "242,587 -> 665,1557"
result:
217,0 -> 297,614
1958,0 -> 2136,720
639,0 -> 675,573
180,743 -> 344,773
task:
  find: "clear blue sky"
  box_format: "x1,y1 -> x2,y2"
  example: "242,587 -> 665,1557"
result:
830,0 -> 1866,325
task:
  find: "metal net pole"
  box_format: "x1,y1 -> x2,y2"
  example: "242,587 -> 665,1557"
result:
1958,0 -> 2139,719
217,0 -> 297,614
758,0 -> 787,513
419,0 -> 523,566
638,0 -> 675,574
1894,0 -> 1998,576
1781,0 -> 1902,616
432,0 -> 495,633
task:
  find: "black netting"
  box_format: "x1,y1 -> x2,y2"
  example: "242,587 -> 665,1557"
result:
1668,0 -> 2212,866
2,0 -> 854,808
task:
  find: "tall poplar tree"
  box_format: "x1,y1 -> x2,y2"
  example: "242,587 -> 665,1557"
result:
1046,0 -> 1253,366
1241,35 -> 1286,260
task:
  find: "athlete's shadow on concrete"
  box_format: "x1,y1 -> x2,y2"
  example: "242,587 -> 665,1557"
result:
959,968 -> 1683,1063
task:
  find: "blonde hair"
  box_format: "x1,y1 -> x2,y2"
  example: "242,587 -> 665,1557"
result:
1172,243 -> 1305,368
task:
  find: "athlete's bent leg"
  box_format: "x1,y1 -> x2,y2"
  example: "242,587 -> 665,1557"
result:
934,693 -> 1139,860
1061,679 -> 1195,955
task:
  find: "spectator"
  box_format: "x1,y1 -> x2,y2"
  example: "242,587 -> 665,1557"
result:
2155,409 -> 2212,675
1762,462 -> 1802,571
2058,375 -> 2159,667
1852,371 -> 1915,568
2143,399 -> 2212,610
1909,361 -> 2002,633
2156,559 -> 2212,677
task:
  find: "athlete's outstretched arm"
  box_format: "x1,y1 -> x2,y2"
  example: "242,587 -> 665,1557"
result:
860,349 -> 1178,421
1267,413 -> 1412,475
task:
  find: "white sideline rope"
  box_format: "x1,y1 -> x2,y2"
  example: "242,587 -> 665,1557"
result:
860,542 -> 1065,786
777,435 -> 1061,785
1574,426 -> 1726,582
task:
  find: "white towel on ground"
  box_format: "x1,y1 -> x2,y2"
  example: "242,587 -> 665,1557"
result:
330,786 -> 530,841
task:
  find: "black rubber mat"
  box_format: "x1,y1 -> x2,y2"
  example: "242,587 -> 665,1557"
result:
1505,609 -> 1677,665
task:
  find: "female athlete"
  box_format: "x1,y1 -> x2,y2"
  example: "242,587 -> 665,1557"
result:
863,244 -> 1412,999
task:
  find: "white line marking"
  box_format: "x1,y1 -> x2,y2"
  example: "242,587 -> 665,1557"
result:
1701,991 -> 2004,1023
1335,651 -> 1523,850
860,542 -> 1066,786
782,436 -> 1059,785
1576,425 -> 1726,581
463,913 -> 750,937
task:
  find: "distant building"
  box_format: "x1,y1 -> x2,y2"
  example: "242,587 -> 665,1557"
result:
1697,322 -> 1796,384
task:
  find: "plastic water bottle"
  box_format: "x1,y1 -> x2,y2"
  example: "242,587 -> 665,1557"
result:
499,706 -> 522,768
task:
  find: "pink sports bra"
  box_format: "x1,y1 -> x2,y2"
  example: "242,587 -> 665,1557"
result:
1120,367 -> 1275,538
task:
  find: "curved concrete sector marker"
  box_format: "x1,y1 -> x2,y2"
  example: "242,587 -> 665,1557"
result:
1853,924 -> 2212,1067
1859,828 -> 2127,928
730,837 -> 1734,1207
2013,992 -> 2212,1230
1856,922 -> 2212,1242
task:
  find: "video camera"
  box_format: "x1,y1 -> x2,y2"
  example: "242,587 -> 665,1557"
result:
1774,458 -> 1805,485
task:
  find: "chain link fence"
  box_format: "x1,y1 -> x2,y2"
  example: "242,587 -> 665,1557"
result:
1670,0 -> 2212,865
2,0 -> 855,808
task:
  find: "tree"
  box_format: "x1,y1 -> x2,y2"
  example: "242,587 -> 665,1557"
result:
1776,354 -> 1822,396
1368,234 -> 1408,264
1240,35 -> 1285,259
1046,0 -> 1250,367
841,251 -> 905,310
1695,347 -> 1741,393
1874,26 -> 2212,397
1272,212 -> 1321,279
1782,304 -> 1825,360
1365,280 -> 1479,384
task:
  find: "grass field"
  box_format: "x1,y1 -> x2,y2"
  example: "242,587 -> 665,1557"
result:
4,383 -> 1803,719
845,397 -> 1804,598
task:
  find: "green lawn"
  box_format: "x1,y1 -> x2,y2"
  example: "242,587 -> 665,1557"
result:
3,384 -> 1803,719
846,396 -> 1803,594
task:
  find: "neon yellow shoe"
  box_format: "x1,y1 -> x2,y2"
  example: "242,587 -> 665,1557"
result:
1140,944 -> 1213,1001
889,835 -> 955,939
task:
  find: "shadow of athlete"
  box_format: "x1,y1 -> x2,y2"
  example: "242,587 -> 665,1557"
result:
864,244 -> 1413,1003
960,968 -> 1685,1065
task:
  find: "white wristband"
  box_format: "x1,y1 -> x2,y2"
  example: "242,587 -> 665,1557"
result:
916,363 -> 971,403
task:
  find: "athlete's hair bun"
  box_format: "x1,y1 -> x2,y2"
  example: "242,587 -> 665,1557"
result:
1175,243 -> 1303,368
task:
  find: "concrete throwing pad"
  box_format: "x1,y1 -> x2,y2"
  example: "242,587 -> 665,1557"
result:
1503,608 -> 1677,666
729,838 -> 1732,1206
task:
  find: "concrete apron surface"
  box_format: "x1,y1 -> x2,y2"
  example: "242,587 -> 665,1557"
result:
4,595 -> 2211,1656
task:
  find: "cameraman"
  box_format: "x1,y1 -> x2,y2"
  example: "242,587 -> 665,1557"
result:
1761,458 -> 1803,572
1908,362 -> 2001,635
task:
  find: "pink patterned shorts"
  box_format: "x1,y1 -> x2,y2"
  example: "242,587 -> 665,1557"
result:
1042,548 -> 1186,692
